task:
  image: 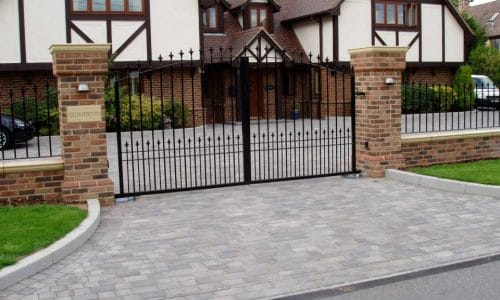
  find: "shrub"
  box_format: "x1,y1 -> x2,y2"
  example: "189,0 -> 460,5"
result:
3,90 -> 59,136
402,85 -> 437,114
468,45 -> 500,83
107,94 -> 191,131
402,84 -> 460,114
453,65 -> 475,111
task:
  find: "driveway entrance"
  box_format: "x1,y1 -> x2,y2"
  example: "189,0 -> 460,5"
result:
2,177 -> 500,299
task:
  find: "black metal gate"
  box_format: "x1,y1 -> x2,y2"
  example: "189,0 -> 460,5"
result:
113,51 -> 357,198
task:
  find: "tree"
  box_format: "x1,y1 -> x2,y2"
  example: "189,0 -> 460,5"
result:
461,12 -> 488,55
468,45 -> 500,83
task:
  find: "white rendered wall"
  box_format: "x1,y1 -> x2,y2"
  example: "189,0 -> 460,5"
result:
112,21 -> 144,52
292,20 -> 320,62
375,31 -> 396,46
444,7 -> 464,62
338,0 -> 371,61
399,32 -> 419,62
322,16 -> 334,61
150,0 -> 200,60
421,4 -> 442,62
0,0 -> 21,63
24,0 -> 66,63
73,21 -> 108,44
116,31 -> 148,62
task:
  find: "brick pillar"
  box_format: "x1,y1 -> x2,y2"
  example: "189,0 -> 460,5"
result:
349,47 -> 408,178
50,44 -> 115,206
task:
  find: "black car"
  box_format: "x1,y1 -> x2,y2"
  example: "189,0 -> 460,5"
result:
0,114 -> 35,151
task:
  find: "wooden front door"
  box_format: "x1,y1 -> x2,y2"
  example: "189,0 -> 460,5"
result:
249,70 -> 264,118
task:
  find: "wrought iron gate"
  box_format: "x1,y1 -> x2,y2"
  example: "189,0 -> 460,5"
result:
114,52 -> 357,198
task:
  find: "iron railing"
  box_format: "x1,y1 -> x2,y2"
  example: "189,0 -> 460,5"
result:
112,47 -> 358,197
0,84 -> 60,160
402,82 -> 500,134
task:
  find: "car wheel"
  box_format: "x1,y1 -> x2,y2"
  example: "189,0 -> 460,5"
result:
0,127 -> 11,151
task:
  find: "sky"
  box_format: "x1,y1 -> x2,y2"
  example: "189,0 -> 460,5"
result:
470,0 -> 496,6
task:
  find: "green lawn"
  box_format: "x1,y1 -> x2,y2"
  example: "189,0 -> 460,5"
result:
0,205 -> 87,269
410,159 -> 500,186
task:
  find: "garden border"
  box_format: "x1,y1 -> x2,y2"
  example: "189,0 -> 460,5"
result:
386,169 -> 500,199
0,199 -> 101,291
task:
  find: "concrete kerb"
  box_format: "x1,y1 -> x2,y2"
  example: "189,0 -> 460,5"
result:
385,169 -> 500,199
275,252 -> 500,300
0,199 -> 101,291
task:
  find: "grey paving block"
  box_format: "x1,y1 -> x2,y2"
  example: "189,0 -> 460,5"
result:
2,178 -> 500,299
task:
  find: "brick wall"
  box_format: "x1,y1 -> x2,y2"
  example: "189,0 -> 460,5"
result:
405,68 -> 455,85
141,69 -> 204,127
0,169 -> 63,206
402,133 -> 500,168
0,71 -> 57,107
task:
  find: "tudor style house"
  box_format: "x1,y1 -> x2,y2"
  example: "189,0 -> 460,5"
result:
0,0 -> 474,123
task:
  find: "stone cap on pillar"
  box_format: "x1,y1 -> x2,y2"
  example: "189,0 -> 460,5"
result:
49,44 -> 112,77
349,46 -> 408,72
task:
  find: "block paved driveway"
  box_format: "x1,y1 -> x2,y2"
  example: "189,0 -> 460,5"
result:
2,177 -> 500,300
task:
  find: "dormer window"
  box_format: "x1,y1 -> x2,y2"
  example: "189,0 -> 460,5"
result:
72,0 -> 144,14
375,1 -> 418,27
202,6 -> 224,33
250,7 -> 268,29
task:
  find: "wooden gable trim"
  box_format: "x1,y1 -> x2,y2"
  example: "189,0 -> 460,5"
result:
333,15 -> 339,62
64,0 -> 152,61
18,0 -> 26,63
441,4 -> 445,63
114,23 -> 147,57
70,23 -> 95,43
374,32 -> 387,46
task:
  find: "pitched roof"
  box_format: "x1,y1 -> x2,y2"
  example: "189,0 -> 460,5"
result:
465,0 -> 500,38
226,0 -> 281,11
203,8 -> 306,63
281,0 -> 343,23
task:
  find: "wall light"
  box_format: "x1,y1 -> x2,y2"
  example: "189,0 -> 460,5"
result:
78,83 -> 90,93
384,78 -> 396,85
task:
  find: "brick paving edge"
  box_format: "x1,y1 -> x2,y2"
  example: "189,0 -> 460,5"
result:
385,169 -> 500,199
0,199 -> 101,291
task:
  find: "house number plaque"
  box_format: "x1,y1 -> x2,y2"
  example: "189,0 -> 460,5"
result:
67,105 -> 102,123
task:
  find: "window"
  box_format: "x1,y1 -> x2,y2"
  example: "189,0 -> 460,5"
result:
250,7 -> 269,29
72,0 -> 144,14
202,7 -> 220,31
129,72 -> 140,95
313,69 -> 321,95
491,38 -> 500,50
375,1 -> 417,27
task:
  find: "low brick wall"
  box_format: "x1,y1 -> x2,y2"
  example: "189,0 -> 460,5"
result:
402,129 -> 500,168
0,159 -> 64,206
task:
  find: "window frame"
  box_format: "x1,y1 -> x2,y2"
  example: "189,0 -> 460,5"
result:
71,0 -> 145,15
374,1 -> 418,28
202,6 -> 223,33
248,4 -> 270,31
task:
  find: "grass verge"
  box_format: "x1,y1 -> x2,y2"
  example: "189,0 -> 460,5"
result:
410,159 -> 500,186
0,205 -> 87,269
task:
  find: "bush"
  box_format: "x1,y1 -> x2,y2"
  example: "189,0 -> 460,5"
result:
468,45 -> 500,83
3,90 -> 59,136
403,85 -> 437,113
107,94 -> 191,131
452,65 -> 475,111
402,85 -> 457,114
